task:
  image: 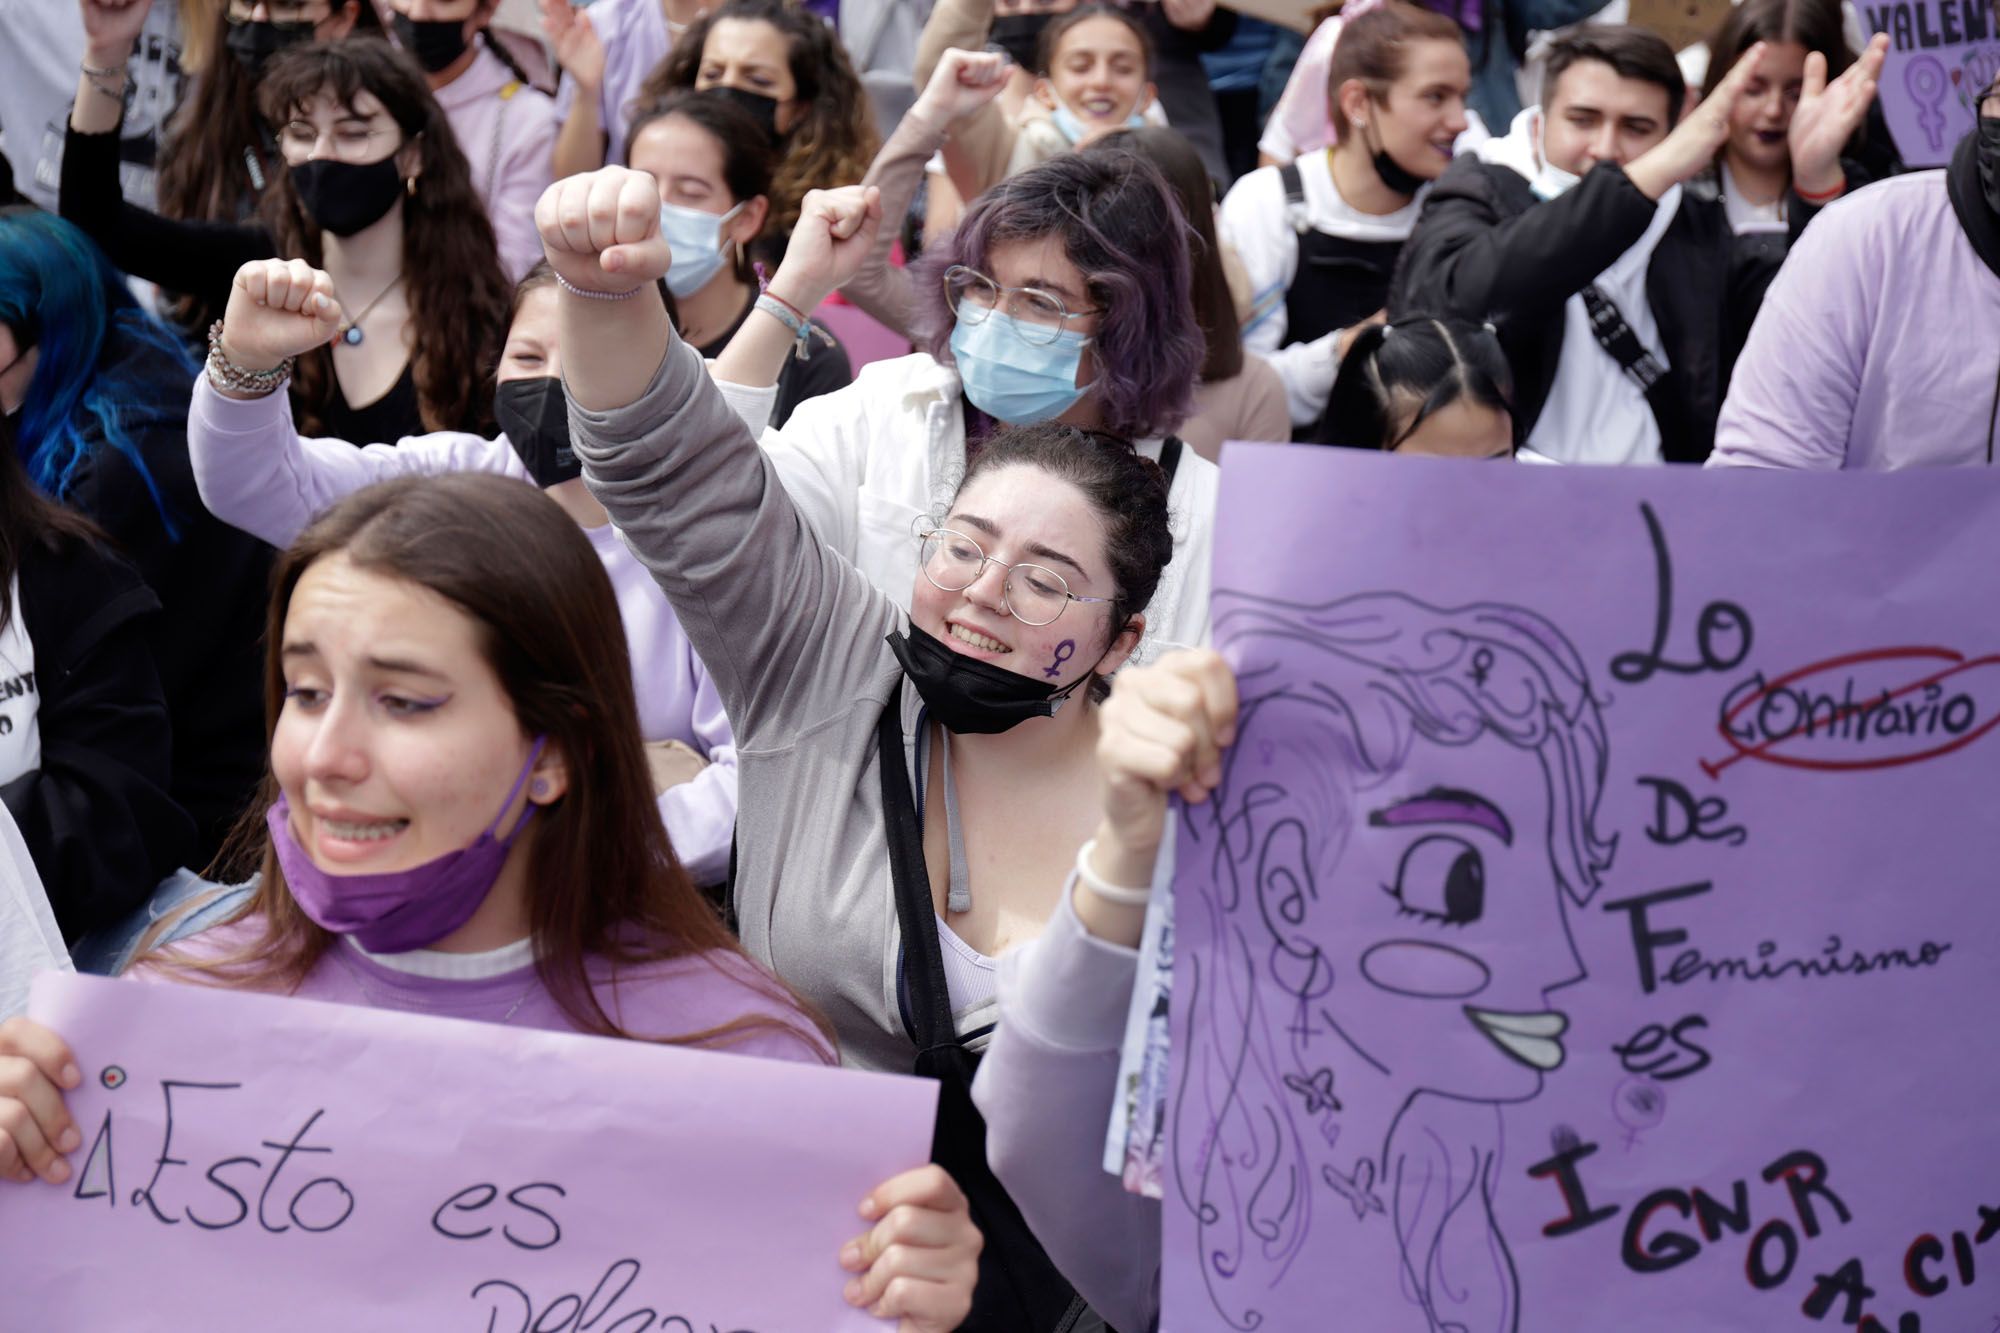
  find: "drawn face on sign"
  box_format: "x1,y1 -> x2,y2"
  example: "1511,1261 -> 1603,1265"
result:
1241,702 -> 1585,1105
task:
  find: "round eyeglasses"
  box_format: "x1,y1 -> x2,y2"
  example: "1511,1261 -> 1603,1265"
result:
942,266 -> 1101,348
916,527 -> 1111,627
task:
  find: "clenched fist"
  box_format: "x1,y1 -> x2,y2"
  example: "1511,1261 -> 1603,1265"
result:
534,168 -> 671,297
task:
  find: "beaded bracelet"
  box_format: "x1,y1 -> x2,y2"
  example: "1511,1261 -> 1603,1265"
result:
1073,838 -> 1153,908
554,271 -> 645,301
204,321 -> 293,397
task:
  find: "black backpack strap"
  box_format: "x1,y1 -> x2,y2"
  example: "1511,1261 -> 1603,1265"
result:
1579,284 -> 1696,457
876,698 -> 957,1055
1159,434 -> 1184,490
1279,160 -> 1310,234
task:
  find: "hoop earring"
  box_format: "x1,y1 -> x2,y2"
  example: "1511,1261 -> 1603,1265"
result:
405,174 -> 418,197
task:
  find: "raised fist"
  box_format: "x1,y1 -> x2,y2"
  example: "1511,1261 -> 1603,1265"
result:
220,258 -> 345,373
534,167 -> 671,297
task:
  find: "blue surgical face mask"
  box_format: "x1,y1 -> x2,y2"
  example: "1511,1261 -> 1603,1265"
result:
1048,90 -> 1146,146
659,199 -> 747,297
950,308 -> 1093,424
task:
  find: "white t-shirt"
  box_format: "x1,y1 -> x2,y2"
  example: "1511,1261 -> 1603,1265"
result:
0,0 -> 186,211
1720,160 -> 1789,234
1218,150 -> 1426,426
0,576 -> 41,785
0,797 -> 65,1023
1526,184 -> 1684,465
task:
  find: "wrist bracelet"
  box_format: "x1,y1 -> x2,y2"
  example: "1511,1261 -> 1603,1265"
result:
1074,838 -> 1154,908
81,59 -> 129,104
1793,176 -> 1846,203
753,292 -> 835,363
204,320 -> 293,397
554,271 -> 644,301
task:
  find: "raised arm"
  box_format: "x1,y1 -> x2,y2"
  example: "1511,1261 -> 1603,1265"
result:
842,49 -> 1010,339
544,170 -> 899,737
189,260 -> 523,546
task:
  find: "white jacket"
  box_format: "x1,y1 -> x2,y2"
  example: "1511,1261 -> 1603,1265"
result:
725,353 -> 1216,661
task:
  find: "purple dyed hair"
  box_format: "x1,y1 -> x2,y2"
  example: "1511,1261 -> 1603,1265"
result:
913,147 -> 1204,442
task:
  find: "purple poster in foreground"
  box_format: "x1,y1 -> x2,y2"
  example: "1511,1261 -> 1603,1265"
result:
1,972 -> 936,1331
1165,448 -> 2000,1333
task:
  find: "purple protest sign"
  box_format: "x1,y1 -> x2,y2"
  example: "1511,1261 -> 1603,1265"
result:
1164,447 -> 2000,1332
1860,0 -> 1999,166
1,971 -> 936,1330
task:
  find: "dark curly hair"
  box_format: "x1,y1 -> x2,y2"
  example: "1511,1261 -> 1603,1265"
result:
257,37 -> 511,436
639,0 -> 879,242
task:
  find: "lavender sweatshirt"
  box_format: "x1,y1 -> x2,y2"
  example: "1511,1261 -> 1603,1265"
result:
971,878 -> 1166,1333
1710,171 -> 2000,469
435,43 -> 560,282
184,376 -> 746,884
145,913 -> 830,1062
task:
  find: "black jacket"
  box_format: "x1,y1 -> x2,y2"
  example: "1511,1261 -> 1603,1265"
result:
58,334 -> 275,865
2,537 -> 193,942
1388,157 -> 1785,462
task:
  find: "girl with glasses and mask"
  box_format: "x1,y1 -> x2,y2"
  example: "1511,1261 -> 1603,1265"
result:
625,90 -> 853,428
383,0 -> 560,280
183,255 -> 775,889
1219,0 -> 1471,435
724,145 -> 1216,664
63,0 -> 374,304
536,165 -> 1178,1332
0,209 -> 270,872
0,470 -> 983,1331
636,0 -> 880,265
63,36 -> 513,443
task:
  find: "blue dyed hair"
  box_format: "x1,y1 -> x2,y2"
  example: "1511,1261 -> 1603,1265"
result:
0,208 -> 196,537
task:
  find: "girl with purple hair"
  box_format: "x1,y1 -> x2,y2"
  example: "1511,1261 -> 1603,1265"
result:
720,142 -> 1218,664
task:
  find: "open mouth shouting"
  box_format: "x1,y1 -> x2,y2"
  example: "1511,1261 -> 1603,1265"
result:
1464,1005 -> 1569,1072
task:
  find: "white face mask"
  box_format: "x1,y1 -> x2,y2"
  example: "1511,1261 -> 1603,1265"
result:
1531,111 -> 1581,201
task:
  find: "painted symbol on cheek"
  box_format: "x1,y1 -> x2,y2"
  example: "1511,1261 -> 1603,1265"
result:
1043,638 -> 1076,680
1469,647 -> 1495,689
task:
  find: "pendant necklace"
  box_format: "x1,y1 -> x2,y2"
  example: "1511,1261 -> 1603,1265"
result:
333,273 -> 405,347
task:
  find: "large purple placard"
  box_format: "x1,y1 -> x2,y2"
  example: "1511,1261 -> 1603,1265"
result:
1860,0 -> 1998,166
1165,448 -> 2000,1332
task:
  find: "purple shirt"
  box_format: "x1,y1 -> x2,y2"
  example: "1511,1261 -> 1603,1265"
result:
143,914 -> 830,1060
1710,171 -> 2000,470
435,43 -> 560,281
553,0 -> 676,170
183,377 -> 741,885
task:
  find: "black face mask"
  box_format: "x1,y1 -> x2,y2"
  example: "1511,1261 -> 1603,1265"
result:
886,624 -> 1092,735
494,377 -> 580,487
289,154 -> 405,237
988,13 -> 1051,72
224,18 -> 314,81
391,13 -> 471,74
711,86 -> 784,145
1363,116 -> 1430,198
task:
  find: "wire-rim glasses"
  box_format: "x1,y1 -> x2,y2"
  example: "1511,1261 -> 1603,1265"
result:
916,527 -> 1111,627
942,266 -> 1102,348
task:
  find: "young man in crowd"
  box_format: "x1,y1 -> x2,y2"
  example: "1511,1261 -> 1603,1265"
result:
1389,25 -> 1880,465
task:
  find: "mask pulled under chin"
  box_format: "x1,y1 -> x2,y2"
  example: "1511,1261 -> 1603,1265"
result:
1530,112 -> 1582,200
270,739 -> 545,953
886,624 -> 1091,735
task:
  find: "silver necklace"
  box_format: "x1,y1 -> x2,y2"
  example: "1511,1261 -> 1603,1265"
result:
333,274 -> 405,347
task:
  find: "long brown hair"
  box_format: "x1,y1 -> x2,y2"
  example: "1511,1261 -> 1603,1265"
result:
257,38 -> 511,435
638,0 -> 878,240
152,473 -> 833,1057
1099,125 -> 1242,383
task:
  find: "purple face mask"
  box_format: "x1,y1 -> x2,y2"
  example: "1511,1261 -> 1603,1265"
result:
268,739 -> 546,954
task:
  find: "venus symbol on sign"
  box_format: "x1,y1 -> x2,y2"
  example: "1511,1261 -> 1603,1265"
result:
1908,56 -> 1951,151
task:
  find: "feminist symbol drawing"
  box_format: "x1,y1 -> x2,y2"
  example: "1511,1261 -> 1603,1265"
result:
1044,639 -> 1076,680
1907,56 -> 1950,150
1470,647 -> 1496,688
